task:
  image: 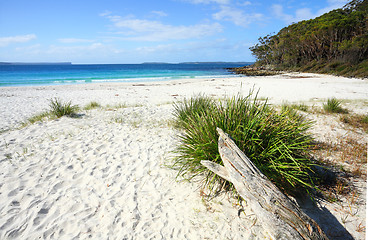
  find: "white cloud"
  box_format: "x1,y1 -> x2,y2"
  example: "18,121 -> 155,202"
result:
8,42 -> 123,63
240,1 -> 251,6
129,39 -> 253,62
317,0 -> 349,16
271,4 -> 293,23
105,15 -> 223,41
151,10 -> 168,17
272,4 -> 314,24
135,43 -> 177,54
213,5 -> 263,27
186,0 -> 262,28
327,0 -> 348,5
272,0 -> 350,24
185,0 -> 231,4
15,44 -> 42,54
47,43 -> 106,53
44,43 -> 119,61
58,38 -> 95,43
295,8 -> 313,20
99,11 -> 112,17
0,34 -> 36,47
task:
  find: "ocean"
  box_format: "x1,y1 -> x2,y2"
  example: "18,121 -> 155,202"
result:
0,63 -> 250,87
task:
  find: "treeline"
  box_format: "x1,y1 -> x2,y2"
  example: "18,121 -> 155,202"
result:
250,0 -> 368,78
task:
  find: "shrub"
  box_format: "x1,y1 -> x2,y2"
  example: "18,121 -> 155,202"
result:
49,98 -> 79,118
172,93 -> 317,196
323,98 -> 348,114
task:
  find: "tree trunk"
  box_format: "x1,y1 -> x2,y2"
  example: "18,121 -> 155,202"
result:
201,128 -> 328,240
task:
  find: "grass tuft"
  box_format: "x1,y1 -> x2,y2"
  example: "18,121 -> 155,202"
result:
25,111 -> 53,125
84,101 -> 101,110
282,102 -> 309,113
172,92 -> 319,196
323,98 -> 348,114
173,93 -> 216,129
21,99 -> 79,127
361,114 -> 368,124
49,98 -> 79,118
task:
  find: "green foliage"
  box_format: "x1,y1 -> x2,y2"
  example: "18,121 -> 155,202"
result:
323,98 -> 348,113
27,111 -> 52,124
173,93 -> 216,129
49,98 -> 79,118
362,114 -> 368,124
282,102 -> 309,112
172,93 -> 318,196
84,101 -> 101,110
21,111 -> 54,127
250,0 -> 368,78
21,98 -> 79,127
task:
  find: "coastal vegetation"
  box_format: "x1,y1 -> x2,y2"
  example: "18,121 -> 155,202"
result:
340,113 -> 368,132
49,98 -> 79,118
84,101 -> 101,110
171,92 -> 368,204
172,93 -> 318,196
249,0 -> 368,78
26,111 -> 53,125
323,98 -> 349,113
22,98 -> 79,126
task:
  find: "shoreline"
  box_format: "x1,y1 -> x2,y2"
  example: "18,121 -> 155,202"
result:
0,74 -> 242,88
0,73 -> 367,239
1,73 -> 367,131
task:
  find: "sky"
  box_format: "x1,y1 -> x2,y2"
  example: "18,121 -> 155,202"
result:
0,0 -> 350,64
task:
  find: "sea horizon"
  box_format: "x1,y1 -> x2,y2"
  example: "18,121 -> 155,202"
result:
0,62 -> 251,87
0,61 -> 252,65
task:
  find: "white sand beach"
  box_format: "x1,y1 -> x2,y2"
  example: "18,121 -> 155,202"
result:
0,73 -> 367,239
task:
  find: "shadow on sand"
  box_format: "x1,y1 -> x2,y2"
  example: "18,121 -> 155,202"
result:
297,197 -> 354,240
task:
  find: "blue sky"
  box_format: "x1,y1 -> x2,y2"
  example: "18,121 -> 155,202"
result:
0,0 -> 349,63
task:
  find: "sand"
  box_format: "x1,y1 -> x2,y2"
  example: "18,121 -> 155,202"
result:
0,73 -> 367,239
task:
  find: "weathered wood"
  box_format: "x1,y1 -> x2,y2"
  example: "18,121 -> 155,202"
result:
201,128 -> 328,240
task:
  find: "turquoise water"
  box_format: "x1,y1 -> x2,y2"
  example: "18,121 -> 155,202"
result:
0,63 -> 250,87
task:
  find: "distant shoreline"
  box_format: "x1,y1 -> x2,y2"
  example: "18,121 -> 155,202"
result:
0,61 -> 253,66
0,62 -> 72,65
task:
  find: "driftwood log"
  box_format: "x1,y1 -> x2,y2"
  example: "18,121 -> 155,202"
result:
201,128 -> 328,240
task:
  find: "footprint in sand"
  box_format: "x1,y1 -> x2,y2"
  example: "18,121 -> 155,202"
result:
33,207 -> 50,226
7,189 -> 19,197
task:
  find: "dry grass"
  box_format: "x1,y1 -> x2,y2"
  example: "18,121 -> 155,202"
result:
340,113 -> 368,133
323,179 -> 353,203
311,136 -> 367,177
295,98 -> 368,206
356,222 -> 366,233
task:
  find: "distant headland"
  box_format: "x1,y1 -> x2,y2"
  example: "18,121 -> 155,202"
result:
141,62 -> 253,65
0,62 -> 72,65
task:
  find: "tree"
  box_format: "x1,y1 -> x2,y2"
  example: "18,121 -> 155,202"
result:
250,0 -> 368,77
